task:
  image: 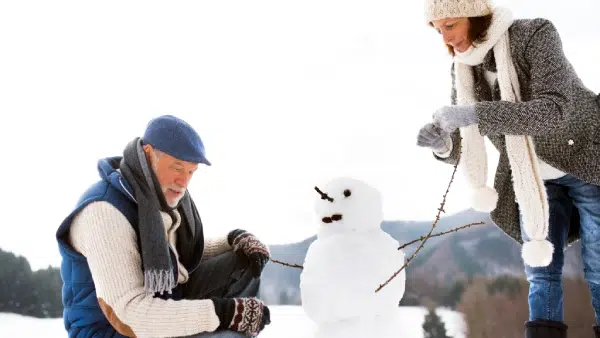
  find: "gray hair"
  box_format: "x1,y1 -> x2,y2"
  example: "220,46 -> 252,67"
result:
149,148 -> 165,172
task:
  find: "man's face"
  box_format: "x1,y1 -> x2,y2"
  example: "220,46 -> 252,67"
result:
144,145 -> 199,208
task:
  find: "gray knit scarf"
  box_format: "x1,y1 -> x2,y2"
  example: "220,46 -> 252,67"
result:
119,137 -> 204,295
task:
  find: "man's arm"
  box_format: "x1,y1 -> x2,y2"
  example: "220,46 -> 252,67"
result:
201,236 -> 232,261
69,201 -> 220,338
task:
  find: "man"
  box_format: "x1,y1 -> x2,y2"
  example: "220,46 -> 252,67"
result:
56,115 -> 272,337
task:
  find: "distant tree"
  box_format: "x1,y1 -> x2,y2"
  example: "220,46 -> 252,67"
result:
31,266 -> 63,317
402,274 -> 447,308
455,275 -> 535,337
442,280 -> 466,308
486,275 -> 523,297
445,275 -> 596,338
422,305 -> 450,338
0,249 -> 35,316
0,248 -> 63,318
563,278 -> 595,338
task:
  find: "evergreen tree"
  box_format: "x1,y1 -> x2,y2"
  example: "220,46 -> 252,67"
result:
422,306 -> 450,338
0,248 -> 63,318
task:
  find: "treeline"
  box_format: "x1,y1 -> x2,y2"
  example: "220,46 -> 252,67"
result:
0,248 -> 63,318
457,275 -> 595,338
401,272 -> 595,337
399,273 -> 467,308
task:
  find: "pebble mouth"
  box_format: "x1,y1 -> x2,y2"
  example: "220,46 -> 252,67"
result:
322,214 -> 343,223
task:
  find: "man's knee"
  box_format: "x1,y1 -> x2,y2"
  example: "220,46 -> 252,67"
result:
226,262 -> 261,298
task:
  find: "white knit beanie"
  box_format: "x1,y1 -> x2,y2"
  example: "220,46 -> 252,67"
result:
425,0 -> 493,23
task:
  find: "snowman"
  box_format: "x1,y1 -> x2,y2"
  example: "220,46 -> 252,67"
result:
299,177 -> 406,338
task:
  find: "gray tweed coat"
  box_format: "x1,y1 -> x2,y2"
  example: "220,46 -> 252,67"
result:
435,18 -> 600,246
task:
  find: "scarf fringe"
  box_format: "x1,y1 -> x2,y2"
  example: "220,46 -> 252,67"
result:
453,7 -> 553,268
144,269 -> 177,295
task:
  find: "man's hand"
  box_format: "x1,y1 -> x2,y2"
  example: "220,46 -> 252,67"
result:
228,229 -> 270,278
432,104 -> 478,133
211,297 -> 271,337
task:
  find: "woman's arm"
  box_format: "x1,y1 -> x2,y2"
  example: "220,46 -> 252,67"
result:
475,19 -> 575,136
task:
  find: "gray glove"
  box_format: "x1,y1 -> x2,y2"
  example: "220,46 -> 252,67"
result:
417,123 -> 452,154
432,104 -> 478,133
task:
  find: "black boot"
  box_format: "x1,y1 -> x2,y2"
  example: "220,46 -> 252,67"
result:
593,325 -> 600,338
525,319 -> 567,338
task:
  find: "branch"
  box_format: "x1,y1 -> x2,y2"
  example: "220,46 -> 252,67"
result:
314,186 -> 333,202
271,258 -> 304,269
375,141 -> 463,293
269,221 -> 481,271
397,221 -> 486,251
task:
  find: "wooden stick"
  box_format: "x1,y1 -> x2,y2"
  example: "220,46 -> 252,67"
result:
271,258 -> 304,269
375,142 -> 463,293
397,221 -> 485,251
270,220 -> 483,271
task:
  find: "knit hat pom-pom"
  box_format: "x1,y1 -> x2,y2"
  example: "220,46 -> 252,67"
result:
471,186 -> 498,212
522,239 -> 554,267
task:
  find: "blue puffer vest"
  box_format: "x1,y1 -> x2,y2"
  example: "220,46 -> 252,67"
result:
55,157 -> 188,337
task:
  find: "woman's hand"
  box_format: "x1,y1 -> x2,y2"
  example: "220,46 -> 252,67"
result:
417,122 -> 452,154
432,104 -> 478,132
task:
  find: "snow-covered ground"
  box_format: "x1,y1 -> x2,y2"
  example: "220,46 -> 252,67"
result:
0,305 -> 464,338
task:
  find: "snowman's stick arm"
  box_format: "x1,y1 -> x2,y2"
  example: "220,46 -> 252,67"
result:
375,139 -> 463,293
397,221 -> 486,251
269,221 -> 485,271
271,258 -> 304,269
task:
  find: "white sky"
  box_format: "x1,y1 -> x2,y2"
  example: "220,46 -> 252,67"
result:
0,0 -> 598,270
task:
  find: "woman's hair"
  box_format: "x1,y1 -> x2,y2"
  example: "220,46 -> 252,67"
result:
445,14 -> 493,56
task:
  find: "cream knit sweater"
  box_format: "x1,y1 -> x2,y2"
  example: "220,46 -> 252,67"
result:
69,201 -> 232,337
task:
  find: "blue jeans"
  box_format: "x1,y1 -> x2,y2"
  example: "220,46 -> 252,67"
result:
521,174 -> 600,323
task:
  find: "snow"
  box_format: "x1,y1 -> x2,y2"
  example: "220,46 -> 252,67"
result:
300,177 -> 407,337
0,306 -> 465,338
301,231 -> 406,321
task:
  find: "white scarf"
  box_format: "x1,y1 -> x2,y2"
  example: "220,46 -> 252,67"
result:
453,7 -> 553,267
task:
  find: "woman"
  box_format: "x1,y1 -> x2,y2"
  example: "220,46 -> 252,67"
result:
416,0 -> 600,336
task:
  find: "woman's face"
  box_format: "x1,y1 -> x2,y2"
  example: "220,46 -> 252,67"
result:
431,17 -> 471,53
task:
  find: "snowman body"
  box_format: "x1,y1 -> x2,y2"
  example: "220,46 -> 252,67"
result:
299,177 -> 406,338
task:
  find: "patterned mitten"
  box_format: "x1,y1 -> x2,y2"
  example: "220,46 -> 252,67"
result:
228,229 -> 270,278
211,297 -> 271,336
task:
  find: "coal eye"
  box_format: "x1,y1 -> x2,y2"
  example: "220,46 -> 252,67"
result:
343,189 -> 351,197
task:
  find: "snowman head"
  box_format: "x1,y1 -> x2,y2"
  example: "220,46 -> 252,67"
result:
314,177 -> 383,237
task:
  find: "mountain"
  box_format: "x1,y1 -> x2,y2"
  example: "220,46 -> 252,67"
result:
259,209 -> 584,305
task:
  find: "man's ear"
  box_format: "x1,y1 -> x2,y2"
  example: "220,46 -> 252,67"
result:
143,144 -> 153,155
142,144 -> 154,163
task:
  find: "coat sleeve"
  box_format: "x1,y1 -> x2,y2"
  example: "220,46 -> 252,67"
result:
69,201 -> 221,338
433,62 -> 462,166
475,19 -> 575,136
201,236 -> 232,261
